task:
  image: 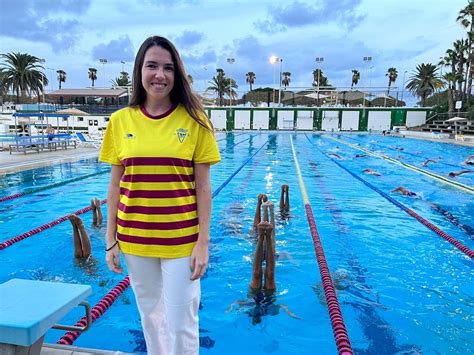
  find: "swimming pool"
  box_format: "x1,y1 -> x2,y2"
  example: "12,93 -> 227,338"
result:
0,132 -> 472,354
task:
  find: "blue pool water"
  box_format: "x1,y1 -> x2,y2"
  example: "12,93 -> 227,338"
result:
0,132 -> 473,354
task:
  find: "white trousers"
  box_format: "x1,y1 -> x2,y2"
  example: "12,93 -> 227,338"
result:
124,254 -> 200,355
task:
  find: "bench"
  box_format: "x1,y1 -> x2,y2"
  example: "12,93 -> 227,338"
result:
0,279 -> 92,355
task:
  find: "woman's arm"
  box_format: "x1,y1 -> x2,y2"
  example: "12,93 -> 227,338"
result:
105,164 -> 125,273
190,163 -> 212,280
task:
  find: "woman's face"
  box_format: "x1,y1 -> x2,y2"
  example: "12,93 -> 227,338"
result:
141,45 -> 175,104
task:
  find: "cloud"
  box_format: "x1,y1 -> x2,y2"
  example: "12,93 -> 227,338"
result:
0,0 -> 91,51
92,36 -> 135,63
173,30 -> 205,48
254,0 -> 365,34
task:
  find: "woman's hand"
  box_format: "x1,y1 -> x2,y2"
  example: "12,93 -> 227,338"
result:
190,242 -> 209,280
106,244 -> 123,274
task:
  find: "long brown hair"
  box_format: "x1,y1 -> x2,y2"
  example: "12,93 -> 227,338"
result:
130,36 -> 212,130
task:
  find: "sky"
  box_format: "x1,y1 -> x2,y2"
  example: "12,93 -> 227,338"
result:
0,0 -> 470,103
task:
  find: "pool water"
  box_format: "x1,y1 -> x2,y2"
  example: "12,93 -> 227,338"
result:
0,132 -> 472,354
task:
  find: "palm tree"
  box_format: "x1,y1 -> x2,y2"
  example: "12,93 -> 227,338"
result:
0,52 -> 45,103
443,72 -> 462,113
281,72 -> 291,88
206,68 -> 227,105
246,71 -> 256,91
88,68 -> 97,87
406,63 -> 443,107
457,1 -> 474,106
453,39 -> 469,101
351,69 -> 360,88
386,67 -> 398,95
57,69 -> 66,89
110,71 -> 131,87
312,68 -> 330,87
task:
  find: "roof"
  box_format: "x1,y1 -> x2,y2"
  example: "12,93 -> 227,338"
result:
48,88 -> 128,98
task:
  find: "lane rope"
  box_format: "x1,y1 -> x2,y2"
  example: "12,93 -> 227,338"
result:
323,135 -> 474,194
0,199 -> 107,250
307,135 -> 474,259
57,276 -> 130,345
290,135 -> 353,355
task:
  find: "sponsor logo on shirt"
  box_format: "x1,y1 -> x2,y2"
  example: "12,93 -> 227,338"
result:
125,133 -> 135,139
176,128 -> 188,143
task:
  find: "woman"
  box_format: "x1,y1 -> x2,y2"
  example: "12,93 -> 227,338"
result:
99,36 -> 220,355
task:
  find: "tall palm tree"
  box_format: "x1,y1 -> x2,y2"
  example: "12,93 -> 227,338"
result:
206,68 -> 227,106
246,71 -> 256,91
88,68 -> 97,87
453,39 -> 469,100
0,52 -> 45,103
351,69 -> 360,88
386,67 -> 398,95
443,72 -> 462,113
406,63 -> 442,107
457,1 -> 474,106
57,69 -> 66,89
281,71 -> 291,88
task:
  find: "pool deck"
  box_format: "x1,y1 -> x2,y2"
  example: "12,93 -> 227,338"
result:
0,147 -> 99,174
41,343 -> 144,354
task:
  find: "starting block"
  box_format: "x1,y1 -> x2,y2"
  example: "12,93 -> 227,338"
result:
0,279 -> 92,355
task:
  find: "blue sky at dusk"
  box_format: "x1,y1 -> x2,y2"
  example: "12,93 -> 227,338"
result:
0,0 -> 469,100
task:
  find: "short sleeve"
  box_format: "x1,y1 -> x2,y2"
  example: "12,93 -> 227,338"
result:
99,115 -> 122,165
193,122 -> 221,165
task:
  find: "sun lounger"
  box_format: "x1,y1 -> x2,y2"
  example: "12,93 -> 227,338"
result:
74,132 -> 102,149
0,279 -> 92,355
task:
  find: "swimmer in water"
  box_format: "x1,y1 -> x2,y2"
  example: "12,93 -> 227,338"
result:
421,159 -> 437,167
363,168 -> 381,176
391,186 -> 417,197
448,170 -> 474,178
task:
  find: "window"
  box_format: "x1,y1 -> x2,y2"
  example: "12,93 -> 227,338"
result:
88,120 -> 93,126
94,120 -> 98,126
104,117 -> 110,122
78,117 -> 84,122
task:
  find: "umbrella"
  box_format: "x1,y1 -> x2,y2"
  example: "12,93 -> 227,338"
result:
54,108 -> 90,132
445,116 -> 467,122
445,116 -> 467,135
305,92 -> 332,99
54,108 -> 90,116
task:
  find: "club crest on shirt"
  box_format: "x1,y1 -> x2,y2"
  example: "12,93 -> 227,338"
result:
176,128 -> 188,143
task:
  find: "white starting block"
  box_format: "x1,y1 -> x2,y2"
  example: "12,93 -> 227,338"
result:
0,279 -> 92,355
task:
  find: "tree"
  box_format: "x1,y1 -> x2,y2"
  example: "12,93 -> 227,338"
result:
0,52 -> 45,103
205,68 -> 238,105
206,68 -> 227,106
110,71 -> 131,87
456,1 -> 474,106
246,71 -> 256,91
386,67 -> 398,95
312,68 -> 330,87
88,68 -> 97,87
351,69 -> 360,88
442,72 -> 462,113
453,38 -> 469,100
406,63 -> 443,107
57,69 -> 66,89
282,72 -> 291,88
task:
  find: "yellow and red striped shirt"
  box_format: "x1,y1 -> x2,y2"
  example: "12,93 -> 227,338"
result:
99,104 -> 220,258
